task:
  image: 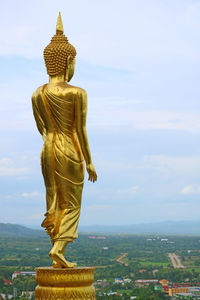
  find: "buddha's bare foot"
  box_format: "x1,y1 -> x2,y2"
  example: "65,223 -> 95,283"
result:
49,250 -> 77,268
66,261 -> 77,268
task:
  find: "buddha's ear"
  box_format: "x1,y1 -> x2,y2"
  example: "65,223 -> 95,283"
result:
67,55 -> 72,67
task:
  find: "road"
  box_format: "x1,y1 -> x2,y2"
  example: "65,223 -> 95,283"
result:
116,253 -> 128,266
168,253 -> 185,268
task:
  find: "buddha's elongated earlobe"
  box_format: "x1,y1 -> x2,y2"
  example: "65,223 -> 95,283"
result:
67,55 -> 72,67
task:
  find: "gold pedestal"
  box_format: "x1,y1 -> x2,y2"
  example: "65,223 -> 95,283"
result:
35,267 -> 96,300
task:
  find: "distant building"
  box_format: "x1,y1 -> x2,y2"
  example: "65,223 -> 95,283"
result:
188,286 -> 200,292
139,269 -> 146,273
169,286 -> 200,298
12,271 -> 20,279
107,291 -> 121,296
159,279 -> 169,287
3,279 -> 12,286
114,278 -> 123,284
0,294 -> 13,300
169,287 -> 189,296
188,286 -> 200,296
173,292 -> 193,299
12,271 -> 36,280
124,278 -> 132,283
154,285 -> 163,291
135,279 -> 158,287
96,280 -> 102,286
21,291 -> 34,299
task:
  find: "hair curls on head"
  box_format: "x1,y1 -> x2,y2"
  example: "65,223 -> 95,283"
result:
43,13 -> 76,76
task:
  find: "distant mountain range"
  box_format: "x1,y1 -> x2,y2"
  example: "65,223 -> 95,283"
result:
0,221 -> 200,237
79,221 -> 200,235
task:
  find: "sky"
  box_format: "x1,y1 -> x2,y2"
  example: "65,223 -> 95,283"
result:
0,0 -> 200,227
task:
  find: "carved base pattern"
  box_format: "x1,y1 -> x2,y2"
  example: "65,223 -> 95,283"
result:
35,267 -> 96,300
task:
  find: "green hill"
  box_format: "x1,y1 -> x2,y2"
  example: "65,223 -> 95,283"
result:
0,223 -> 44,237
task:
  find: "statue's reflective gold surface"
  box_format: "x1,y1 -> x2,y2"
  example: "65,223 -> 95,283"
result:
32,13 -> 97,268
35,267 -> 96,300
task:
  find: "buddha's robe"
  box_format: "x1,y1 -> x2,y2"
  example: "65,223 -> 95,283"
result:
32,84 -> 85,243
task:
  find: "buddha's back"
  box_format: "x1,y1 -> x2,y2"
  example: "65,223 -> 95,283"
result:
32,83 -> 84,164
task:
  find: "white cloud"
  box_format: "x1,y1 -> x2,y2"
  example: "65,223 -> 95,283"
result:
140,155 -> 200,177
89,97 -> 200,132
181,185 -> 200,195
22,192 -> 44,198
0,158 -> 12,165
117,186 -> 138,196
0,157 -> 28,176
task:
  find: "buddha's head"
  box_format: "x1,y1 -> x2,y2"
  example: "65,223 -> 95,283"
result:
44,13 -> 76,82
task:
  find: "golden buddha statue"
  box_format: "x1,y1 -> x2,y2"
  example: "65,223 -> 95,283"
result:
32,13 -> 97,268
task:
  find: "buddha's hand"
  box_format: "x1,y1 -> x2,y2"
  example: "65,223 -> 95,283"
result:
86,163 -> 97,183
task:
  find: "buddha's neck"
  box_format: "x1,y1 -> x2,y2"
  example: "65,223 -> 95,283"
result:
49,74 -> 67,84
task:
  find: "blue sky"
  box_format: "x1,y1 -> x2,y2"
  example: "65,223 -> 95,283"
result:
1,0 -> 200,226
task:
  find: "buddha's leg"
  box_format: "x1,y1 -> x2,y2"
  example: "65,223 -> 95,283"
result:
52,240 -> 66,268
49,154 -> 83,268
41,144 -> 57,236
49,241 -> 77,268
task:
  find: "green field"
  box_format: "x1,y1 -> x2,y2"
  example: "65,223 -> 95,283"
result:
1,234 -> 200,299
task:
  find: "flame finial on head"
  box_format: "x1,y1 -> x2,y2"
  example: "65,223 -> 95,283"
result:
56,12 -> 64,34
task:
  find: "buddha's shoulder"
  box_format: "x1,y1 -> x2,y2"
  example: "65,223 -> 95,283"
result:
32,84 -> 87,100
62,84 -> 87,96
32,85 -> 45,101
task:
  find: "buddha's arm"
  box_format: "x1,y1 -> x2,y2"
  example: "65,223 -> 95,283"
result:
32,93 -> 46,138
75,89 -> 92,165
75,89 -> 97,182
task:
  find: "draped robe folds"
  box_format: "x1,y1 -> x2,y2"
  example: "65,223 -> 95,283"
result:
32,84 -> 84,243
